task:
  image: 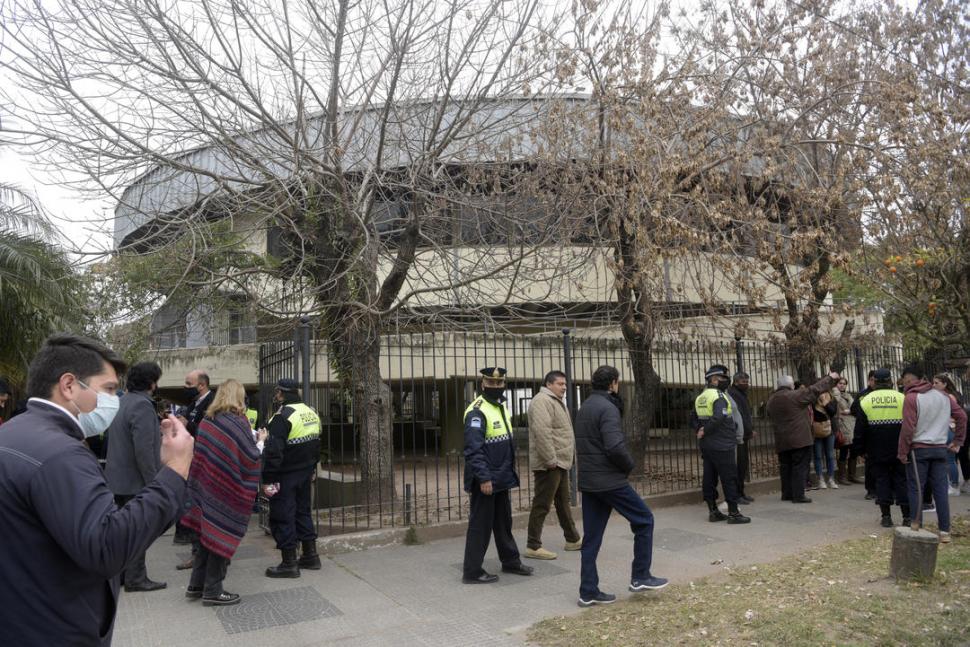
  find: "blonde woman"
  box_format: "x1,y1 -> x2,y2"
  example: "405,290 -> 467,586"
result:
832,378 -> 855,485
181,380 -> 262,606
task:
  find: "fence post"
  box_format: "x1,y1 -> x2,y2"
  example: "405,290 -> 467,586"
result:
735,335 -> 744,375
300,316 -> 312,398
854,346 -> 864,392
562,329 -> 578,505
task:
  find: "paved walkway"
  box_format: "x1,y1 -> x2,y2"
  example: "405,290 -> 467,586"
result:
113,485 -> 957,647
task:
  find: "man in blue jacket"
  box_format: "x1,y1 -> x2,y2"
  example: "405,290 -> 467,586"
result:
0,334 -> 193,645
461,367 -> 534,583
574,365 -> 668,607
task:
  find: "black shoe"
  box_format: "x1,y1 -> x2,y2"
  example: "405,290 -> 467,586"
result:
501,563 -> 534,576
462,571 -> 498,584
125,579 -> 167,592
727,512 -> 751,524
298,540 -> 322,570
707,500 -> 728,522
578,592 -> 616,607
739,495 -> 754,504
864,492 -> 875,500
791,496 -> 813,504
880,515 -> 893,528
185,586 -> 203,600
781,495 -> 792,501
202,592 -> 241,606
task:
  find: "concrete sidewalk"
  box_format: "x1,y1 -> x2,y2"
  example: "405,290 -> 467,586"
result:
112,485 -> 952,647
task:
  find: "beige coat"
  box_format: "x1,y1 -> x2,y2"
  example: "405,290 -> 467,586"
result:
527,386 -> 575,471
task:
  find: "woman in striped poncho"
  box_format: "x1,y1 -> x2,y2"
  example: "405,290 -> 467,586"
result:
182,379 -> 261,606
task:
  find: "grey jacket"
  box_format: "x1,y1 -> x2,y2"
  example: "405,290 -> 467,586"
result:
575,390 -> 635,492
105,391 -> 162,496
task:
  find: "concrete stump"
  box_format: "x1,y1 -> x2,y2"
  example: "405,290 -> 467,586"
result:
889,527 -> 939,581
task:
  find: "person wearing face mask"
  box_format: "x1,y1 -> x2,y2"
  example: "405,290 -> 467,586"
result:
173,368 -> 215,550
105,361 -> 166,592
461,367 -> 533,584
727,371 -> 755,504
0,334 -> 193,646
692,365 -> 750,524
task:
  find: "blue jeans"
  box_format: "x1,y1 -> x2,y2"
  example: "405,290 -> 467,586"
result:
907,446 -> 951,532
813,434 -> 836,477
580,485 -> 655,598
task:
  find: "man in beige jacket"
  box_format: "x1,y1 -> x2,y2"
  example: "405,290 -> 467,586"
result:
525,371 -> 582,559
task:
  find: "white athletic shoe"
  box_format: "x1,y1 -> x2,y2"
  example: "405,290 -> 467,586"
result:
818,477 -> 828,489
827,476 -> 839,489
948,484 -> 961,497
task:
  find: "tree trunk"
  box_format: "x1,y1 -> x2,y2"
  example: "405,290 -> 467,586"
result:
626,346 -> 660,474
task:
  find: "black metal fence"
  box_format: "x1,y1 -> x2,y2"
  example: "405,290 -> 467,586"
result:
254,327 -> 960,537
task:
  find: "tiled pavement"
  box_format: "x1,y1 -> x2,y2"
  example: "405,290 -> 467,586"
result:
113,484 -> 938,646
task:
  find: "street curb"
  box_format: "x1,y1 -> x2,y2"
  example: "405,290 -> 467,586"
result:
318,477 -> 782,555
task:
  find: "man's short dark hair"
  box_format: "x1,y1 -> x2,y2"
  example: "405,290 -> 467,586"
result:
197,371 -> 210,387
733,372 -> 749,381
26,334 -> 127,399
126,362 -> 162,392
591,365 -> 620,391
543,370 -> 567,386
901,364 -> 924,380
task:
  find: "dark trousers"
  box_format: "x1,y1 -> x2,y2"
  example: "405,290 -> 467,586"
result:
871,459 -> 908,507
527,468 -> 580,550
865,455 -> 875,492
462,488 -> 521,578
268,467 -> 316,550
189,543 -> 230,597
701,447 -> 739,504
736,441 -> 750,495
778,446 -> 812,501
907,447 -> 952,532
114,494 -> 151,586
579,485 -> 655,599
958,442 -> 970,481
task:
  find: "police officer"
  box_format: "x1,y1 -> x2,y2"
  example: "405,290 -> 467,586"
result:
462,367 -> 534,583
262,378 -> 322,577
855,368 -> 910,527
692,365 -> 751,524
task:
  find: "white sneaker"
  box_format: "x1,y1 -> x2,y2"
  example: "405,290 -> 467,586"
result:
948,484 -> 961,497
961,480 -> 970,494
818,477 -> 828,489
827,476 -> 839,489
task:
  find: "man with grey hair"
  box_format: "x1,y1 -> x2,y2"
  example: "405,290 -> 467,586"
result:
766,371 -> 840,503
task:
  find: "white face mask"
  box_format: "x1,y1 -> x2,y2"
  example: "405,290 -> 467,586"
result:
76,383 -> 121,438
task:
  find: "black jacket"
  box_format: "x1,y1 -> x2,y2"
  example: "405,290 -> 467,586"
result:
262,395 -> 320,481
462,394 -> 519,493
184,389 -> 215,437
105,390 -> 162,495
575,390 -> 635,492
0,400 -> 185,645
727,386 -> 754,441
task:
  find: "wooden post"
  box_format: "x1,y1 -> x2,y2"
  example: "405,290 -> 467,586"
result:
889,527 -> 939,581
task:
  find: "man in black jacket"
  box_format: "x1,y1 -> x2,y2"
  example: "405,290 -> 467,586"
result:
574,365 -> 668,607
727,372 -> 755,504
105,361 -> 166,592
0,334 -> 192,646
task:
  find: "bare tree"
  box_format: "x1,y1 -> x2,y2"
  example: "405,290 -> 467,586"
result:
1,0 -> 591,497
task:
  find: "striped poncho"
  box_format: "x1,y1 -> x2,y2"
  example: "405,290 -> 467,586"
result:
181,412 -> 261,559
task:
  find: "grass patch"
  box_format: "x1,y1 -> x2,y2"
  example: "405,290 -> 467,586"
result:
528,517 -> 970,646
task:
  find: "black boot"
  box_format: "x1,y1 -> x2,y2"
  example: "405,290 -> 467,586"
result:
900,504 -> 911,528
727,502 -> 751,524
298,539 -> 322,570
879,504 -> 893,528
707,499 -> 727,522
265,548 -> 301,578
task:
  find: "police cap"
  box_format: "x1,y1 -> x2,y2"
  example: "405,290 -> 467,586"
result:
705,364 -> 730,380
872,368 -> 892,382
479,367 -> 507,380
277,378 -> 300,393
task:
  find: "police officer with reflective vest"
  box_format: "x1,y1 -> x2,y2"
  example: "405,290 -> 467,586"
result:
462,367 -> 534,583
855,368 -> 910,528
262,378 -> 322,577
692,365 -> 751,524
